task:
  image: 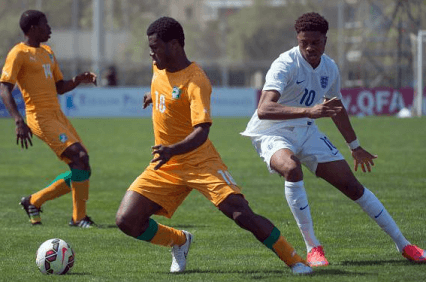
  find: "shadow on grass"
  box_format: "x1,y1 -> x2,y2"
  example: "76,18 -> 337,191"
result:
168,224 -> 211,229
67,272 -> 91,276
95,223 -> 210,229
171,268 -> 368,277
338,259 -> 409,266
309,268 -> 371,276
96,224 -> 118,229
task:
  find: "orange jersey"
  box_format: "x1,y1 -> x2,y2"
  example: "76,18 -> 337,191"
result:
0,42 -> 63,112
151,62 -> 220,165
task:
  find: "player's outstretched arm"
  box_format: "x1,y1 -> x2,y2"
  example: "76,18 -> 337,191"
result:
308,97 -> 343,119
0,82 -> 33,149
257,90 -> 342,120
56,72 -> 97,95
330,98 -> 377,172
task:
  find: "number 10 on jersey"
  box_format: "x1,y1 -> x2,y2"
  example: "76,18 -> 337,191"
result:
300,88 -> 316,106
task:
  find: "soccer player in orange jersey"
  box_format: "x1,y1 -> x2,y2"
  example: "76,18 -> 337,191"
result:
115,17 -> 312,275
0,10 -> 96,228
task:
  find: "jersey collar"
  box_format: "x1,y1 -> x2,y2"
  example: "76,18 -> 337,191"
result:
296,46 -> 323,72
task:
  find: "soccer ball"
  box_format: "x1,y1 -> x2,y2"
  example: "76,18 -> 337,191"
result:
36,238 -> 75,275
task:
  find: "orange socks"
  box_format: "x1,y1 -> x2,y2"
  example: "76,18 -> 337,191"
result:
28,170 -> 91,223
150,224 -> 186,247
71,180 -> 89,222
136,219 -> 186,247
263,227 -> 305,266
70,169 -> 91,222
30,172 -> 72,208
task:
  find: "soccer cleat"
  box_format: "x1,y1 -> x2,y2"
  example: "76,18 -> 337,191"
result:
170,230 -> 193,273
402,245 -> 426,263
19,196 -> 42,225
69,215 -> 96,228
307,246 -> 329,267
290,262 -> 313,275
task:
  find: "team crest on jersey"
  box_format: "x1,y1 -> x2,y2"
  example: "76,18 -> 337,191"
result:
320,76 -> 328,89
49,54 -> 54,63
59,133 -> 68,143
171,86 -> 182,99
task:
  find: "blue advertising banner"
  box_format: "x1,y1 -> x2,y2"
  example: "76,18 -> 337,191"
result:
0,87 -> 26,117
57,87 -> 258,117
58,87 -> 152,117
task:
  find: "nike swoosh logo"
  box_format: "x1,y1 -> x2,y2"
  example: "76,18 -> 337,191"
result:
300,204 -> 309,210
61,247 -> 68,264
374,209 -> 384,218
296,80 -> 305,84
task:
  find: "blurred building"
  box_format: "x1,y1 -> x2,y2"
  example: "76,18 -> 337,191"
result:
12,0 -> 423,88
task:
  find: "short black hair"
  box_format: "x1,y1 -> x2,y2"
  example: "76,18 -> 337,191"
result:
146,17 -> 185,47
294,12 -> 328,34
20,10 -> 46,34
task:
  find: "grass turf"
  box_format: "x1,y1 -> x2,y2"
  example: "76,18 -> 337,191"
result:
0,116 -> 425,281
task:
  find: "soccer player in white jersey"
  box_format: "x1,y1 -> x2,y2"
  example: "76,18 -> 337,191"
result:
241,12 -> 426,267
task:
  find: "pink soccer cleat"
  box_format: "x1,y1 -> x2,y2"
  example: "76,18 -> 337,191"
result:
307,246 -> 329,267
402,245 -> 426,263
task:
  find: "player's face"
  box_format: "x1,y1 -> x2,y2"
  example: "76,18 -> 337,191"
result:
33,16 -> 52,43
297,31 -> 327,69
148,34 -> 172,70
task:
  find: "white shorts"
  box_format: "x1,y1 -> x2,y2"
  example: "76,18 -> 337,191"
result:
249,124 -> 344,174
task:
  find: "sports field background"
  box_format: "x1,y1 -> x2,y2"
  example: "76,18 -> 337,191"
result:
0,116 -> 425,281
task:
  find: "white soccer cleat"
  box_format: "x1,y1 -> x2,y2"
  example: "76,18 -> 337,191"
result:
170,230 -> 193,273
290,262 -> 314,275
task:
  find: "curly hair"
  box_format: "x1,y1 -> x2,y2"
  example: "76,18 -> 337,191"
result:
294,12 -> 328,34
146,17 -> 185,47
20,10 -> 46,34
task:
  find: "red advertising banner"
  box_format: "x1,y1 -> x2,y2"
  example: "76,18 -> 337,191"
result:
340,87 -> 415,116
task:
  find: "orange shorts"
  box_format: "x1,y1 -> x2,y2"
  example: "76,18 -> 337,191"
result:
128,159 -> 242,218
26,110 -> 84,163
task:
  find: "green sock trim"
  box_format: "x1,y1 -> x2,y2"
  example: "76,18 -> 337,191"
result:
71,168 -> 91,182
136,218 -> 158,242
48,171 -> 72,188
263,227 -> 281,250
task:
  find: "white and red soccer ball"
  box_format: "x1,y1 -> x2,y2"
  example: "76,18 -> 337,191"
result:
36,238 -> 75,275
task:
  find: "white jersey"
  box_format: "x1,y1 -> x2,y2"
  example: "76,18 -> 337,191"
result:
242,46 -> 342,137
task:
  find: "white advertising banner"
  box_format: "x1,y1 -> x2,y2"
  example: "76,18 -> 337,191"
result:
58,87 -> 258,117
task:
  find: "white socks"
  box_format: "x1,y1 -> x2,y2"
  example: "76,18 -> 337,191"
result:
285,182 -> 410,253
285,180 -> 320,253
355,187 -> 410,252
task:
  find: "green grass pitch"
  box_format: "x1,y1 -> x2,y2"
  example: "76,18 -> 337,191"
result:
0,116 -> 425,281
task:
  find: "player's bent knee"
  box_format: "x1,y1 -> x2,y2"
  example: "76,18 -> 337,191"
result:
116,213 -> 151,238
63,144 -> 91,171
76,151 -> 90,169
272,159 -> 303,180
218,194 -> 248,216
285,166 -> 303,180
115,213 -> 134,236
218,195 -> 256,227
